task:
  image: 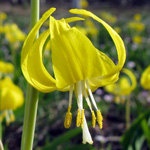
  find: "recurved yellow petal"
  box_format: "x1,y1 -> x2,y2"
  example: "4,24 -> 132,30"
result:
21,7 -> 55,62
65,17 -> 85,23
105,68 -> 136,95
22,30 -> 56,92
69,9 -> 126,74
122,68 -> 136,91
21,8 -> 56,92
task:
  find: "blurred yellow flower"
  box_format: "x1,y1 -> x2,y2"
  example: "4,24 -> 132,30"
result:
133,13 -> 141,21
0,25 -> 5,33
128,22 -> 145,32
84,19 -> 98,36
0,77 -> 24,125
141,66 -> 150,90
75,25 -> 88,35
0,12 -> 7,23
105,68 -> 136,96
80,0 -> 88,8
0,61 -> 14,74
101,11 -> 117,24
3,23 -> 26,43
21,8 -> 126,144
114,27 -> 121,34
132,35 -> 142,44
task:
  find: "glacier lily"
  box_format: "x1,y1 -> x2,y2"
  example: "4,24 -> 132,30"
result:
141,65 -> 150,90
21,8 -> 126,144
0,77 -> 24,125
105,68 -> 137,96
105,68 -> 136,128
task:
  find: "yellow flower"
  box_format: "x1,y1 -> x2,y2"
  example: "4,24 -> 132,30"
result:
80,0 -> 88,8
100,11 -> 117,24
85,19 -> 98,36
75,25 -> 88,35
105,68 -> 136,96
132,35 -> 142,44
0,77 -> 24,125
21,8 -> 126,144
0,25 -> 5,33
133,13 -> 141,21
114,27 -> 121,34
128,22 -> 145,32
0,61 -> 14,74
0,77 -> 24,110
141,66 -> 150,90
3,23 -> 26,43
0,12 -> 7,21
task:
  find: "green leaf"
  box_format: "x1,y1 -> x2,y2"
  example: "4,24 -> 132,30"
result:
121,109 -> 150,150
135,135 -> 145,150
141,119 -> 150,148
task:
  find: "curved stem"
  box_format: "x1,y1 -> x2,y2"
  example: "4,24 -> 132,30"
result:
21,0 -> 39,150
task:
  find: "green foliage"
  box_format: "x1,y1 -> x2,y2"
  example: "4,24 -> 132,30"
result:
121,109 -> 150,150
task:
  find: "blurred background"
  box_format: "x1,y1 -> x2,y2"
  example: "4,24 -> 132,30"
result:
0,0 -> 150,150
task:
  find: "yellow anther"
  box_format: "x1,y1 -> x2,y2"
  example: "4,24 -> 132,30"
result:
97,110 -> 103,129
91,110 -> 96,128
76,109 -> 81,127
81,109 -> 84,128
64,106 -> 72,128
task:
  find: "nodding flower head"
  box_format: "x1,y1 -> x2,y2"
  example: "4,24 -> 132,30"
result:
105,68 -> 136,96
141,66 -> 150,90
21,8 -> 126,144
0,77 -> 24,126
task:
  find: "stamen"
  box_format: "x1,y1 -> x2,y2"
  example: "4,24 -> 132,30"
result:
81,81 -> 92,111
76,109 -> 81,127
97,110 -> 103,129
64,106 -> 72,128
76,81 -> 83,110
86,80 -> 98,110
81,109 -> 84,128
91,110 -> 96,128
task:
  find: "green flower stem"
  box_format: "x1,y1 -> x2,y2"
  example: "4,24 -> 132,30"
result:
21,87 -> 39,150
126,95 -> 131,129
21,0 -> 39,150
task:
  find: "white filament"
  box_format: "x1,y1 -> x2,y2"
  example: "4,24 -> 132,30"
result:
76,81 -> 83,110
86,80 -> 98,111
69,85 -> 74,106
